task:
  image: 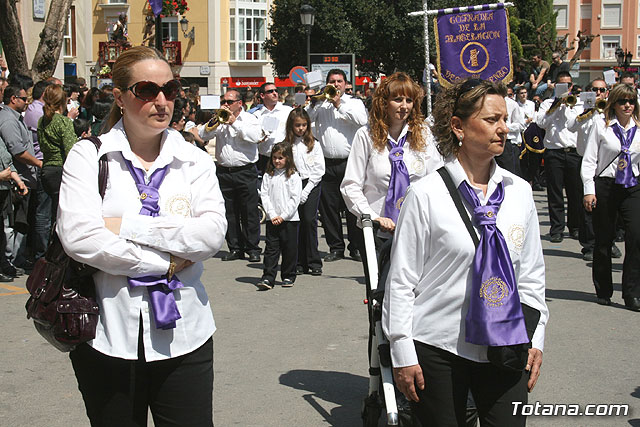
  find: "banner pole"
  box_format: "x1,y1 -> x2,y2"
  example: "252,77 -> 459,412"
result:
424,0 -> 431,116
409,2 -> 514,16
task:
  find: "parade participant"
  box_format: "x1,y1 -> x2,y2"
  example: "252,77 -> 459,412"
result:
496,93 -> 525,176
38,84 -> 78,219
341,72 -> 441,240
257,142 -> 302,290
581,83 -> 640,311
57,46 -> 226,426
253,82 -> 292,174
383,79 -> 548,426
307,69 -> 367,262
516,86 -> 535,125
200,90 -> 263,262
536,71 -> 584,243
288,108 -> 325,276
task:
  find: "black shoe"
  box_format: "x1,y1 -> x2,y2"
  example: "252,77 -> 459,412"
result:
2,262 -> 25,278
14,259 -> 34,272
583,251 -> 593,262
282,279 -> 294,288
256,279 -> 273,291
310,267 -> 322,276
532,184 -> 544,191
623,297 -> 640,312
324,251 -> 344,262
550,234 -> 563,243
0,273 -> 13,282
615,230 -> 625,242
350,249 -> 362,262
611,245 -> 622,259
296,265 -> 307,275
596,297 -> 611,306
248,253 -> 261,263
222,251 -> 244,261
570,229 -> 579,240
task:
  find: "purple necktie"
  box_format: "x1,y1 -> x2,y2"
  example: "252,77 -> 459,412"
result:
384,133 -> 410,223
611,124 -> 638,188
123,156 -> 183,330
458,181 -> 529,347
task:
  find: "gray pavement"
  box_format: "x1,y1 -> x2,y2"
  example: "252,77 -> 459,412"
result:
1,189 -> 639,426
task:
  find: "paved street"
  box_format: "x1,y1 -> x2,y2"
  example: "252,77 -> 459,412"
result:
0,189 -> 638,427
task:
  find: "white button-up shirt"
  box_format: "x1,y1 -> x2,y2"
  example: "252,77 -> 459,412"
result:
200,110 -> 262,167
567,109 -> 605,156
382,159 -> 548,367
517,99 -> 536,122
260,169 -> 302,221
340,124 -> 442,223
253,102 -> 293,156
57,120 -> 227,361
506,96 -> 525,145
581,117 -> 640,195
307,94 -> 367,159
535,98 -> 583,149
291,136 -> 325,204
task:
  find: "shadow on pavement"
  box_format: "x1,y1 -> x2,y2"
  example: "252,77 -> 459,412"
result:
279,369 -> 367,426
628,419 -> 640,426
543,248 -> 583,259
632,386 -> 640,399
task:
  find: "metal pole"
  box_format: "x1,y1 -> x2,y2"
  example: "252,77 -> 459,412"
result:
155,16 -> 163,52
306,27 -> 311,71
424,0 -> 431,116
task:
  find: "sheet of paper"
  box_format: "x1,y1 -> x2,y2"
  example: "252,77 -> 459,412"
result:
603,69 -> 617,86
554,83 -> 569,99
200,95 -> 220,110
262,115 -> 279,133
305,70 -> 323,88
294,92 -> 307,106
580,92 -> 596,109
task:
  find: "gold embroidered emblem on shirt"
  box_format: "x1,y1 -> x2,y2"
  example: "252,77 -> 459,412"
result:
165,195 -> 191,217
480,277 -> 509,308
411,158 -> 425,174
508,224 -> 525,250
140,193 -> 148,200
395,196 -> 405,210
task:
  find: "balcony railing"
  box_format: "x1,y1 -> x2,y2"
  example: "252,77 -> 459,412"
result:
97,41 -> 182,70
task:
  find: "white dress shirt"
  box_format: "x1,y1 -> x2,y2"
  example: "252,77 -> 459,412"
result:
535,98 -> 583,149
341,124 -> 442,223
291,136 -> 325,204
307,94 -> 367,159
567,109 -> 605,156
200,110 -> 262,166
260,169 -> 302,221
382,158 -> 548,367
517,99 -> 536,122
57,120 -> 227,361
253,102 -> 293,156
581,117 -> 640,195
506,96 -> 525,145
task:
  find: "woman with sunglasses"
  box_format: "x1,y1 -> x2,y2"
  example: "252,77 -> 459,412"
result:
56,46 -> 227,426
581,83 -> 640,311
382,79 -> 548,426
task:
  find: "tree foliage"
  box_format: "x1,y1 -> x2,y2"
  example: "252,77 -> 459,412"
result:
511,0 -> 556,60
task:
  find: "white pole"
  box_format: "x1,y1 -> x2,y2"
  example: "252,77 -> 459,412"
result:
424,0 -> 431,116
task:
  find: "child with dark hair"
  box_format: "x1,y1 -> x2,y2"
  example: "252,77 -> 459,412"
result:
73,118 -> 91,139
257,142 -> 302,290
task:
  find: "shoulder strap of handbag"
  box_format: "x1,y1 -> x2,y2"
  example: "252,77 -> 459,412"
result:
436,166 -> 479,249
83,136 -> 108,198
595,150 -> 622,178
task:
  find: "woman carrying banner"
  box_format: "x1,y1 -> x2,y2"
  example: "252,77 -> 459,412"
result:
581,83 -> 640,311
382,79 -> 548,426
57,46 -> 227,426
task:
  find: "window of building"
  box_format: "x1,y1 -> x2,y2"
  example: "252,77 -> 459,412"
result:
602,35 -> 621,59
602,2 -> 622,28
162,17 -> 178,42
108,0 -> 127,3
555,5 -> 568,28
63,6 -> 76,57
229,2 -> 268,61
581,4 -> 592,20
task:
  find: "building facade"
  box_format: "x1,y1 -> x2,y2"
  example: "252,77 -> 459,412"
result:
554,0 -> 640,84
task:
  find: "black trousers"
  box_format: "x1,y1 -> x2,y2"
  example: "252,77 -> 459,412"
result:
495,141 -> 522,177
592,178 -> 640,299
263,221 -> 299,282
41,165 -> 63,221
411,342 -> 528,427
70,336 -> 214,427
256,154 -> 270,176
297,179 -> 322,271
319,157 -> 361,254
216,164 -> 261,256
544,148 -> 583,236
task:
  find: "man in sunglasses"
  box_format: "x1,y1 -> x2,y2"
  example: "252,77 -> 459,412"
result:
201,90 -> 263,262
253,82 -> 292,174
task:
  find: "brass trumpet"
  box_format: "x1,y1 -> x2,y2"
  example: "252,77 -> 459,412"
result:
596,98 -> 607,113
564,94 -> 577,107
216,108 -> 230,124
311,84 -> 340,101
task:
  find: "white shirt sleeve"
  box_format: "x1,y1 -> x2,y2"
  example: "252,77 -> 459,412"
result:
581,119 -> 601,195
341,127 -> 380,220
282,173 -> 302,221
300,143 -> 325,204
260,174 -> 276,219
232,113 -> 262,143
336,97 -> 368,127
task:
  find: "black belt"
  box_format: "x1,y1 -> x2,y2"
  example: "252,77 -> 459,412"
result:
548,147 -> 577,153
324,157 -> 347,166
216,163 -> 255,173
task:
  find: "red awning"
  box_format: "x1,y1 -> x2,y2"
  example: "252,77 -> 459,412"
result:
220,77 -> 266,88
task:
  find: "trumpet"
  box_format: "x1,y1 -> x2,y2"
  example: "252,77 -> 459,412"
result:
204,108 -> 231,131
564,94 -> 577,107
311,84 -> 340,101
596,98 -> 607,113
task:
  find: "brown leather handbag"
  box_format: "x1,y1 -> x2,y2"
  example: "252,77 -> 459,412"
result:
25,136 -> 108,352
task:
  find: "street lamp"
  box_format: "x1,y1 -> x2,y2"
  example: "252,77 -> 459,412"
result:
180,17 -> 195,42
616,48 -> 624,67
300,4 -> 315,71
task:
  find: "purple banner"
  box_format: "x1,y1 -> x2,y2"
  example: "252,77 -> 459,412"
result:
434,7 -> 512,87
149,0 -> 163,17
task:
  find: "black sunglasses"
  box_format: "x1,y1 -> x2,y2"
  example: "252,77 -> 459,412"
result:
221,99 -> 239,105
616,98 -> 635,106
263,89 -> 278,94
126,79 -> 181,102
14,96 -> 28,102
593,87 -> 607,93
454,79 -> 483,113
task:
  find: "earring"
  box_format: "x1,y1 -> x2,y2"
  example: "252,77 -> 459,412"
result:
458,134 -> 463,147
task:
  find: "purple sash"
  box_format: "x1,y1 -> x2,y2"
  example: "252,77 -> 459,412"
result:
123,156 -> 183,330
611,124 -> 638,188
458,181 -> 529,346
384,133 -> 410,223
